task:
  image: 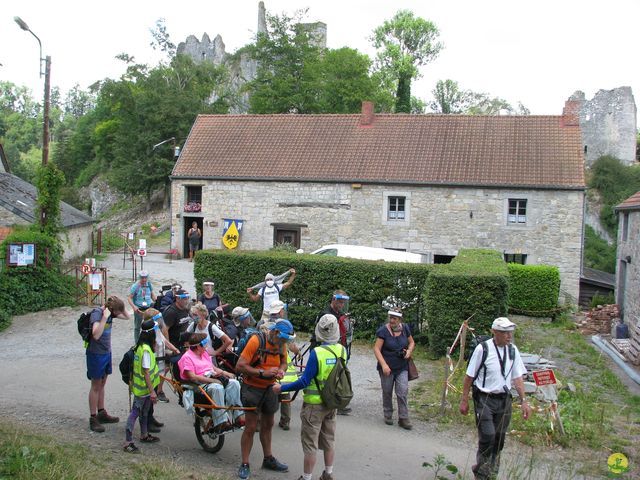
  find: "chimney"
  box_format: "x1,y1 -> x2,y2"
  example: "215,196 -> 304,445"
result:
360,101 -> 374,126
561,99 -> 580,127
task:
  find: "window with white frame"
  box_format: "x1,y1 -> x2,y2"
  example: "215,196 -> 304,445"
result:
507,199 -> 527,224
388,196 -> 406,220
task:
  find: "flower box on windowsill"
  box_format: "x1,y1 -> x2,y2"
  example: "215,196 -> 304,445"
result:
184,202 -> 202,213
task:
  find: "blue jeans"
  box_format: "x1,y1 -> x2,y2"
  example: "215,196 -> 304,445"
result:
204,379 -> 243,426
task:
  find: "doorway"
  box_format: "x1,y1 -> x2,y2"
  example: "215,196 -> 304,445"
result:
183,217 -> 204,258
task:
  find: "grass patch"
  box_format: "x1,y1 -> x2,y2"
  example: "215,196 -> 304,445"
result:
411,314 -> 640,458
0,418 -> 227,480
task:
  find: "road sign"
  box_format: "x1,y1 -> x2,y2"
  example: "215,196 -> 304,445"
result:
533,369 -> 557,386
137,249 -> 147,257
81,264 -> 91,274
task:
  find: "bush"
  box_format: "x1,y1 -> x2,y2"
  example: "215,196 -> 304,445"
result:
590,292 -> 615,308
194,250 -> 432,338
583,225 -> 616,273
507,263 -> 560,316
425,249 -> 509,357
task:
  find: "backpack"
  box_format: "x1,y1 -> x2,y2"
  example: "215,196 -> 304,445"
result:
236,330 -> 280,367
77,310 -> 95,347
469,335 -> 515,388
119,346 -> 136,386
314,345 -> 353,410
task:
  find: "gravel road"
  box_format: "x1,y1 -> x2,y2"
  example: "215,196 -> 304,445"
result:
0,253 -> 585,479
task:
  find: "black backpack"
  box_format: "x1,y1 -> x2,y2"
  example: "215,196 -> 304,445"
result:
469,335 -> 515,388
77,310 -> 95,347
314,345 -> 353,410
119,346 -> 136,385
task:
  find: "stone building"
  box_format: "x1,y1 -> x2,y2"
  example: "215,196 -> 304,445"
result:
170,101 -> 586,301
614,191 -> 640,364
0,151 -> 94,262
568,86 -> 637,166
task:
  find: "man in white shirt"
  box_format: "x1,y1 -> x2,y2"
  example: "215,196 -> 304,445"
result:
459,317 -> 532,480
247,270 -> 296,321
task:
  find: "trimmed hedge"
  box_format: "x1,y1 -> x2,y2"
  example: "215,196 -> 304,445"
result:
507,264 -> 560,316
425,249 -> 509,357
194,249 -> 432,338
0,228 -> 75,330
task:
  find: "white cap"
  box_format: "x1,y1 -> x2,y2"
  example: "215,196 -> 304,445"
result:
139,270 -> 149,278
269,300 -> 285,315
492,317 -> 516,331
388,309 -> 402,318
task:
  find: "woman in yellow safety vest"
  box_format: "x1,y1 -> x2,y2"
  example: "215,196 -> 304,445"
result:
273,314 -> 345,480
124,319 -> 161,453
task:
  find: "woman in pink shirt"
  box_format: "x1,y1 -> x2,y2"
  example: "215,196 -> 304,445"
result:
178,333 -> 244,429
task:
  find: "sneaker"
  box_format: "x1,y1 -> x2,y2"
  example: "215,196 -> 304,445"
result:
319,471 -> 334,480
157,391 -> 169,403
148,424 -> 161,433
398,418 -> 413,430
262,456 -> 288,472
238,463 -> 250,479
149,416 -> 164,428
97,410 -> 119,424
337,407 -> 352,415
89,416 -> 105,433
384,417 -> 393,425
278,420 -> 290,431
123,442 -> 140,454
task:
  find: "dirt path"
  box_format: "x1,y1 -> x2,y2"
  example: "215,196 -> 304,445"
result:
0,253 -> 585,479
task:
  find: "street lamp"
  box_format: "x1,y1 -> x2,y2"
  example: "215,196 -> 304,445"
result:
15,16 -> 51,228
152,137 -> 181,262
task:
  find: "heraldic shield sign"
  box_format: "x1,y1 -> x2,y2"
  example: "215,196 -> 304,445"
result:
222,219 -> 244,249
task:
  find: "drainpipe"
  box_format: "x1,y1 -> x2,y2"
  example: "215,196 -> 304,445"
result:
591,335 -> 640,385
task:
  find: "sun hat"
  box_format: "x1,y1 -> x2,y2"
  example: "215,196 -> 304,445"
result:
269,300 -> 285,315
315,314 -> 339,344
492,317 -> 516,331
139,270 -> 149,278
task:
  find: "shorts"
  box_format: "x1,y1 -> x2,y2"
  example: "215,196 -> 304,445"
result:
241,383 -> 279,415
86,351 -> 112,380
300,402 -> 336,455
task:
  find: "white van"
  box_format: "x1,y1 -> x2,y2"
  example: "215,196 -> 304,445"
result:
310,244 -> 429,264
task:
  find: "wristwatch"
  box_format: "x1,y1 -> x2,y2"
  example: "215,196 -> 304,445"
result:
258,369 -> 264,378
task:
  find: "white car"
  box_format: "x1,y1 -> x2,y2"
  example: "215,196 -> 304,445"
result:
309,244 -> 428,264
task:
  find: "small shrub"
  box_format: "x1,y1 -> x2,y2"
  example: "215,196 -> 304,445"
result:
507,264 -> 560,316
589,292 -> 615,309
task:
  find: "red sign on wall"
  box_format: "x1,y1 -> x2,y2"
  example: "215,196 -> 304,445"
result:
533,369 -> 557,386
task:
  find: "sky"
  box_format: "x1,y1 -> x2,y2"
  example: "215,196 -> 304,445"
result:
2,0 -> 638,115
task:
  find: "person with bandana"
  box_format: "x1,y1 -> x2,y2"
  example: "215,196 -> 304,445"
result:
178,332 -> 244,431
246,269 -> 297,322
459,317 -> 531,480
161,289 -> 192,347
373,307 -> 415,430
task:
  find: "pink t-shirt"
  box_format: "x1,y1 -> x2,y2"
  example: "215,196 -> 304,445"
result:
178,348 -> 214,380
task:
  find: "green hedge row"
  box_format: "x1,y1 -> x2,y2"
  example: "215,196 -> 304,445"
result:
507,263 -> 560,316
194,250 -> 432,338
425,249 -> 510,357
0,229 -> 75,330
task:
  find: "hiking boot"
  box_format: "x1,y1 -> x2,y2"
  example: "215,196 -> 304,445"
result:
384,417 -> 393,425
337,407 -> 352,415
319,471 -> 334,480
398,418 -> 413,430
97,410 -> 119,424
149,416 -> 164,428
278,420 -> 290,431
157,391 -> 169,403
238,463 -> 250,479
148,423 -> 161,433
89,416 -> 105,432
262,456 -> 288,472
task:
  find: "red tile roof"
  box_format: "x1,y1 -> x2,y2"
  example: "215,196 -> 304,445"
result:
172,113 -> 585,189
616,191 -> 640,211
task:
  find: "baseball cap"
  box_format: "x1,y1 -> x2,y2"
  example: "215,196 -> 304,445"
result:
269,300 -> 285,315
492,317 -> 516,331
139,270 -> 149,278
232,306 -> 249,318
268,319 -> 295,340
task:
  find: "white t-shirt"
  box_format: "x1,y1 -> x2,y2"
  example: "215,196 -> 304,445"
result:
259,284 -> 282,313
466,340 -> 527,394
186,320 -> 225,356
142,350 -> 151,369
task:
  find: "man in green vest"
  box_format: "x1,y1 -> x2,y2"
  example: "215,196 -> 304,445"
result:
273,314 -> 345,480
124,319 -> 160,453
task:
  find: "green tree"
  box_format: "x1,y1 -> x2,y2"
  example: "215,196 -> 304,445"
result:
371,10 -> 443,113
319,48 -> 377,113
430,79 -> 472,114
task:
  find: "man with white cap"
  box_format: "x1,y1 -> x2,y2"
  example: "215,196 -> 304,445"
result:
127,270 -> 156,342
459,317 -> 532,480
274,314 -> 345,480
247,269 -> 297,322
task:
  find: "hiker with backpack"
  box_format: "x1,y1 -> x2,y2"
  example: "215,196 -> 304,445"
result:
373,307 -> 415,430
161,289 -> 192,347
142,308 -> 180,405
459,317 -> 531,480
235,319 -> 295,479
86,296 -> 129,433
198,280 -> 222,314
123,319 -> 161,453
246,269 -> 297,322
273,314 -> 350,480
186,302 -> 233,359
127,270 -> 156,343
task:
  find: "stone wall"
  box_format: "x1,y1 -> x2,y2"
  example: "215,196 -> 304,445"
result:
171,179 -> 584,300
616,209 -> 640,364
59,224 -> 93,263
570,87 -> 637,166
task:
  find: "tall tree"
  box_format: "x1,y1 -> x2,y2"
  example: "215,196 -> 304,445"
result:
430,79 -> 471,114
371,10 -> 443,113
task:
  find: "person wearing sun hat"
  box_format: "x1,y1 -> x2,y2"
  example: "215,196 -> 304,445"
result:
235,319 -> 294,479
459,317 -> 531,480
273,314 -> 346,480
